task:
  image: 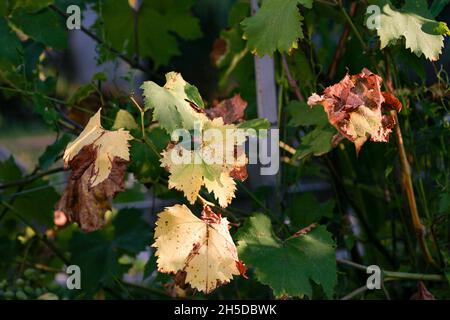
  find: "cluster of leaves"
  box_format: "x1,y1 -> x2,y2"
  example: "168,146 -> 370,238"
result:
0,0 -> 449,300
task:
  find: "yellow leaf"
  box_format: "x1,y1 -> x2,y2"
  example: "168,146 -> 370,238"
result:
152,204 -> 243,293
160,118 -> 248,207
63,109 -> 133,187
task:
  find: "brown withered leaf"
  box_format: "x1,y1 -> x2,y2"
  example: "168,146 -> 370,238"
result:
410,281 -> 436,300
55,145 -> 128,232
55,109 -> 132,232
308,68 -> 402,154
206,94 -> 247,124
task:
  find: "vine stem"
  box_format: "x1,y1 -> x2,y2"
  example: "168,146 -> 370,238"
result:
281,54 -> 304,102
392,111 -> 435,266
0,167 -> 64,190
384,58 -> 436,266
341,285 -> 368,300
328,2 -> 358,80
337,259 -> 445,282
279,141 -> 296,155
339,2 -> 367,52
49,4 -> 162,81
130,95 -> 146,138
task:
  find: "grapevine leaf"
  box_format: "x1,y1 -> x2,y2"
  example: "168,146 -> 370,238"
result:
63,109 -> 133,187
55,110 -> 133,232
38,133 -> 72,170
435,21 -> 450,36
438,193 -> 450,214
141,72 -> 209,134
206,94 -> 247,124
0,17 -> 25,87
0,1 -> 7,15
308,68 -> 401,154
113,109 -> 139,131
160,118 -> 248,207
430,0 -> 450,17
69,233 -> 128,294
68,84 -> 97,107
11,8 -> 66,50
100,0 -> 201,67
241,0 -> 313,56
112,208 -> 151,254
0,157 -> 59,226
68,208 -> 149,293
185,83 -> 205,108
238,118 -> 271,132
12,0 -> 54,12
294,125 -> 335,160
371,0 -> 446,61
287,194 -> 335,228
129,127 -> 169,184
286,100 -> 336,159
152,205 -> 245,293
286,100 -> 328,127
0,18 -> 22,67
31,94 -> 59,128
237,214 -> 336,298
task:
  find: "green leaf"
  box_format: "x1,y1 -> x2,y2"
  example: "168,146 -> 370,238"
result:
129,127 -> 169,183
216,27 -> 255,102
143,253 -> 157,279
38,134 -> 72,170
294,126 -> 335,160
0,237 -> 20,272
184,83 -> 204,108
100,0 -> 201,67
0,157 -> 59,226
23,40 -> 45,78
286,101 -> 328,127
0,18 -> 22,68
112,209 -> 151,254
31,94 -> 59,127
370,0 -> 445,61
113,109 -> 139,131
69,231 -> 128,294
237,214 -> 336,298
438,193 -> 450,214
11,8 -> 67,50
92,72 -> 107,82
69,208 -> 150,293
68,83 -> 97,106
0,157 -> 22,183
434,21 -> 450,36
141,72 -> 208,134
287,193 -> 335,228
0,1 -> 7,15
12,0 -> 54,12
238,118 -> 270,132
241,0 -> 313,56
